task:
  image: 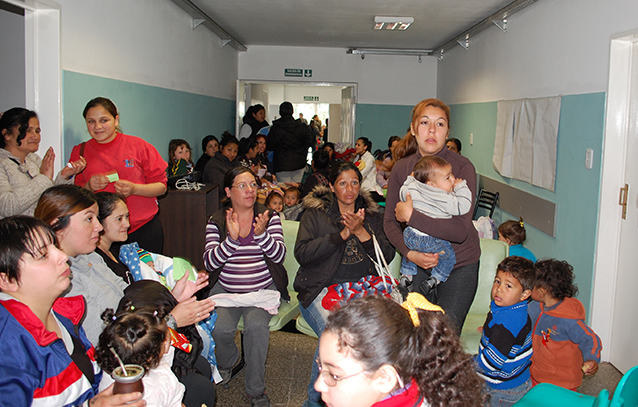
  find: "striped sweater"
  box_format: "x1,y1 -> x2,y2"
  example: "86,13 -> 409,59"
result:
474,300 -> 532,389
204,211 -> 286,293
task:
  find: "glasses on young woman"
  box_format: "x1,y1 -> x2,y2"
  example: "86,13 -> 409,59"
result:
232,182 -> 258,190
315,358 -> 366,387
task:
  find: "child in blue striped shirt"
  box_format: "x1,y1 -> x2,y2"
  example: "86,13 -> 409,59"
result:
474,256 -> 535,407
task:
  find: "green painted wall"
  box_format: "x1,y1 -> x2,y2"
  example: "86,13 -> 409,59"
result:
62,71 -> 236,162
449,93 -> 606,313
355,104 -> 413,152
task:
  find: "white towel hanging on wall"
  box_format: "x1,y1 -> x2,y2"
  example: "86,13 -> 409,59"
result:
493,95 -> 561,191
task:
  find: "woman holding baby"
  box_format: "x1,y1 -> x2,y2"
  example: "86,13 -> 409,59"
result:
383,98 -> 480,333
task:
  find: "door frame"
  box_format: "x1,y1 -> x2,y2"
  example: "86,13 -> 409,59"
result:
2,0 -> 63,170
590,28 -> 638,362
236,80 -> 358,145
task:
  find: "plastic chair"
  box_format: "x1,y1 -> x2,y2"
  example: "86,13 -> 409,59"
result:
473,188 -> 500,219
610,365 -> 638,407
514,385 -> 609,407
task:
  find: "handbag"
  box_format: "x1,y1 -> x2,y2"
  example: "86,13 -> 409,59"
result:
369,233 -> 402,304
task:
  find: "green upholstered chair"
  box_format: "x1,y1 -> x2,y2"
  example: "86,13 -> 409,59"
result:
513,364 -> 638,407
514,385 -> 610,407
294,249 -> 402,338
460,238 -> 509,353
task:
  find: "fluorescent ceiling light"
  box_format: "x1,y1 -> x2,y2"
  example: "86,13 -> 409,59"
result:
374,16 -> 414,31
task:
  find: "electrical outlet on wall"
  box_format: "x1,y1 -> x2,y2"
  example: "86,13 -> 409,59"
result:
585,148 -> 593,169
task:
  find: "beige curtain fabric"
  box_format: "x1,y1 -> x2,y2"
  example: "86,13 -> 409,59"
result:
493,96 -> 561,191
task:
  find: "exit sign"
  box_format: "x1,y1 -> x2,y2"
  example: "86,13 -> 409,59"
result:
304,96 -> 319,101
284,68 -> 313,77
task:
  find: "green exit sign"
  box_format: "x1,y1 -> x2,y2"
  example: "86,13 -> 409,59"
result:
284,68 -> 313,77
304,96 -> 319,101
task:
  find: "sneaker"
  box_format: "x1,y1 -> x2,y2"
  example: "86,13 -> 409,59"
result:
418,276 -> 439,297
398,275 -> 413,301
218,367 -> 232,385
249,393 -> 271,407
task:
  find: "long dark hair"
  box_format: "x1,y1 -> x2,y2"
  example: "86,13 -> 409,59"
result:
34,185 -> 98,234
0,107 -> 38,148
324,296 -> 487,407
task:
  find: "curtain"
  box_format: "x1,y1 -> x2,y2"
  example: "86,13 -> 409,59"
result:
493,96 -> 561,191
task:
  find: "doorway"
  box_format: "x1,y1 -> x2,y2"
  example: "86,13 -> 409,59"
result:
236,80 -> 357,146
591,29 -> 638,373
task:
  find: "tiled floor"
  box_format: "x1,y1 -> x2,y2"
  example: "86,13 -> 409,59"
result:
214,327 -> 317,407
213,323 -> 623,406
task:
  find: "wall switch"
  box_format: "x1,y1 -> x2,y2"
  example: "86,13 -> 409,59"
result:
470,133 -> 474,145
585,148 -> 593,169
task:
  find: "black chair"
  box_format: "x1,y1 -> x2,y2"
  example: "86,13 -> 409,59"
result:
473,188 -> 499,219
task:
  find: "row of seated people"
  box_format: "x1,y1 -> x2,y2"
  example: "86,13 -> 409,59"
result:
0,97 -> 599,407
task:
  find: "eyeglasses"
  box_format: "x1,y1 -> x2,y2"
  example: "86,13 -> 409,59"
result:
315,358 -> 366,387
231,182 -> 258,190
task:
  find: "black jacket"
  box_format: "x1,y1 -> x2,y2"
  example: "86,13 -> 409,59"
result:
293,186 -> 395,308
201,153 -> 236,197
206,203 -> 290,301
267,115 -> 314,172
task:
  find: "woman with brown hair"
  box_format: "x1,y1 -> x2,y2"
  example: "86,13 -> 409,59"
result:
383,98 -> 480,333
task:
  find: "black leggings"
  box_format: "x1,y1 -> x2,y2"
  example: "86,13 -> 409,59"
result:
127,214 -> 164,254
413,261 -> 479,335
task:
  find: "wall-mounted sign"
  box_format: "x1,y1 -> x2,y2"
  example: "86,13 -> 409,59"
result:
284,68 -> 313,77
284,68 -> 303,77
304,96 -> 319,101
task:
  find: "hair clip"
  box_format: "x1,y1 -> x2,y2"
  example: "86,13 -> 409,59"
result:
401,292 -> 444,327
519,220 -> 524,228
111,315 -> 117,321
130,305 -> 135,311
153,310 -> 158,317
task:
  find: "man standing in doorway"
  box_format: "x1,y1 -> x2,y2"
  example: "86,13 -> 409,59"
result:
267,102 -> 315,184
299,113 -> 308,125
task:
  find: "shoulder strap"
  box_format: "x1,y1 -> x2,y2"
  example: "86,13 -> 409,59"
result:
79,142 -> 86,158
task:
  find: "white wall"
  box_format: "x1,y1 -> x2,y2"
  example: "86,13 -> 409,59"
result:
239,46 -> 437,106
56,0 -> 238,99
0,6 -> 25,112
438,0 -> 638,104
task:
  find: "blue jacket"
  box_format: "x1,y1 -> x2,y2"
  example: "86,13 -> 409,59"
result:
475,300 -> 532,389
0,294 -> 101,406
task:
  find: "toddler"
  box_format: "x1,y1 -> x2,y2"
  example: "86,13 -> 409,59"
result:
283,186 -> 303,221
167,139 -> 194,177
265,191 -> 284,219
475,257 -> 534,406
528,259 -> 601,390
96,304 -> 185,407
399,156 -> 472,295
499,218 -> 536,262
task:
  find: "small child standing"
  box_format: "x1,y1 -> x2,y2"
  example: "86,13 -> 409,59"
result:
167,139 -> 194,177
475,257 -> 535,406
265,191 -> 285,219
96,305 -> 185,407
399,156 -> 473,295
283,186 -> 304,221
498,218 -> 536,262
528,259 -> 601,390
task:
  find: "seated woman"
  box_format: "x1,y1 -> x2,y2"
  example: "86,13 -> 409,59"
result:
0,216 -> 143,406
0,107 -> 85,217
202,132 -> 239,197
294,161 -> 395,407
195,134 -> 219,174
34,184 -> 216,407
300,150 -> 330,199
203,166 -> 288,407
353,137 -> 384,202
316,295 -> 486,407
167,138 -> 194,177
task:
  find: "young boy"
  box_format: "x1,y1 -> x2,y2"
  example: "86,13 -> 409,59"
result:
528,259 -> 601,390
399,156 -> 472,295
283,187 -> 303,221
475,256 -> 535,407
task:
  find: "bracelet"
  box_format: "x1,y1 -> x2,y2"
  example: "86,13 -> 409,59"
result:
166,313 -> 178,330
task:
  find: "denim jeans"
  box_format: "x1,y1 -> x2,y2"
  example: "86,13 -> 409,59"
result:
486,378 -> 532,407
299,287 -> 330,405
401,226 -> 456,282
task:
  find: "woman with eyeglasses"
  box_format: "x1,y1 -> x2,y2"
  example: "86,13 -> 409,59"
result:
203,166 -> 288,407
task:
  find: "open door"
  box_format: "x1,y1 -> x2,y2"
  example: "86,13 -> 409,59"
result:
340,86 -> 356,146
591,29 -> 638,373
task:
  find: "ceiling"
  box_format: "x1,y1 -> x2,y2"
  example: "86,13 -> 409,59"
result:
182,0 -> 533,53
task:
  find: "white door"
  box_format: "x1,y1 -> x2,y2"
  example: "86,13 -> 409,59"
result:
591,32 -> 638,373
340,86 -> 356,145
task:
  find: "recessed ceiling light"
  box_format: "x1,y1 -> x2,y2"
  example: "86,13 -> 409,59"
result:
374,16 -> 414,31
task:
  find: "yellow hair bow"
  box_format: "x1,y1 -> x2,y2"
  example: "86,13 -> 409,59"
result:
401,292 -> 444,327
